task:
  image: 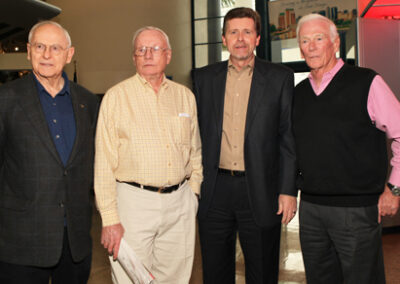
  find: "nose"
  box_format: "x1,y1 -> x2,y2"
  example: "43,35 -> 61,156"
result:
43,46 -> 51,58
144,47 -> 153,59
308,40 -> 317,51
238,31 -> 244,41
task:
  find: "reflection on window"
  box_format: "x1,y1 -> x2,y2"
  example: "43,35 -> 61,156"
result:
192,0 -> 255,68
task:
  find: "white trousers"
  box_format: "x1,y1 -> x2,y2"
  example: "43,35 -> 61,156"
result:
110,181 -> 198,284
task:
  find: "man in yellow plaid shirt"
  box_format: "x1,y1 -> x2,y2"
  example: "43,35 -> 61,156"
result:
94,26 -> 203,284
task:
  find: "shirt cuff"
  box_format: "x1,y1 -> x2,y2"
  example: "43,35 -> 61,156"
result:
388,167 -> 400,188
188,180 -> 201,195
99,209 -> 120,227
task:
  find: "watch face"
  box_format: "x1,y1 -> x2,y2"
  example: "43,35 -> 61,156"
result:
393,187 -> 400,196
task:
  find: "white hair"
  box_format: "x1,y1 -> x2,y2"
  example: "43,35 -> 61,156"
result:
28,20 -> 72,47
132,26 -> 171,51
296,13 -> 338,43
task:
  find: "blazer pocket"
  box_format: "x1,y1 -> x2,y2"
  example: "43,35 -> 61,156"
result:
0,195 -> 31,211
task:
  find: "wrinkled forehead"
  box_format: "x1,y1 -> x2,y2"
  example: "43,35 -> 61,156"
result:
31,24 -> 69,45
299,19 -> 330,37
135,30 -> 167,48
226,17 -> 256,31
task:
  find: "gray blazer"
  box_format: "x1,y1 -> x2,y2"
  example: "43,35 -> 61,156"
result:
0,73 -> 99,267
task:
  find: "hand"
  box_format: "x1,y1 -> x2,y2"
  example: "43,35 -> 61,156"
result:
378,185 -> 400,223
277,194 -> 297,225
101,223 -> 124,260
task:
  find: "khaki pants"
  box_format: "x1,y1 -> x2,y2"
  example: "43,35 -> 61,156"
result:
110,181 -> 198,284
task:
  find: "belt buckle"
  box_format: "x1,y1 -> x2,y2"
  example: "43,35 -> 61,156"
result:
230,170 -> 235,176
157,187 -> 166,193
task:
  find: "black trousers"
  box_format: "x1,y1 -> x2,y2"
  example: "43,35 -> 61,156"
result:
199,172 -> 281,284
299,200 -> 385,284
0,227 -> 92,284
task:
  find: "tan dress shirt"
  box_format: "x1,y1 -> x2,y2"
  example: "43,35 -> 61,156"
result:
219,58 -> 254,171
94,74 -> 203,226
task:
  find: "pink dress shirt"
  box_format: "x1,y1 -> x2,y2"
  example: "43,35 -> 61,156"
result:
308,59 -> 400,187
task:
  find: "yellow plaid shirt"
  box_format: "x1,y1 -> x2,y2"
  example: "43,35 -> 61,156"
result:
94,74 -> 203,226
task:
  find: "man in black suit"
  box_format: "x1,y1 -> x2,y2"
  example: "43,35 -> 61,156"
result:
193,7 -> 297,284
0,21 -> 99,284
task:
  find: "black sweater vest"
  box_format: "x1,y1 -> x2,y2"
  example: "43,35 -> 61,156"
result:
294,64 -> 387,207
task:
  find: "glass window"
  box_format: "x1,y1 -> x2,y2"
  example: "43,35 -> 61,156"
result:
192,0 -> 255,68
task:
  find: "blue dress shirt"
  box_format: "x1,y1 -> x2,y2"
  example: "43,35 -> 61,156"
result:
35,72 -> 76,166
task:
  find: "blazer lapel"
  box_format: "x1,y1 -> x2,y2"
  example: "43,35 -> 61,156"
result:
18,74 -> 63,165
66,84 -> 90,166
212,62 -> 228,138
245,58 -> 267,138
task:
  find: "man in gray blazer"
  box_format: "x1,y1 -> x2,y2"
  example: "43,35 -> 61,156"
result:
0,21 -> 99,284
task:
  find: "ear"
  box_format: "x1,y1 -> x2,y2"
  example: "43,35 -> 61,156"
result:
222,35 -> 227,47
27,43 -> 31,60
166,49 -> 172,65
66,46 -> 75,64
333,35 -> 340,54
255,34 -> 260,47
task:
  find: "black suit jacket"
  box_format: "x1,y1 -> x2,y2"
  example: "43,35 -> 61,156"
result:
193,57 -> 297,227
0,73 -> 99,266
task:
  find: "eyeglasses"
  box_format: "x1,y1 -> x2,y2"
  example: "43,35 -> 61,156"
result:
30,42 -> 69,55
134,46 -> 168,57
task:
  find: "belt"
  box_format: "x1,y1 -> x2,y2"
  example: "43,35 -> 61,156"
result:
121,179 -> 187,193
218,168 -> 245,177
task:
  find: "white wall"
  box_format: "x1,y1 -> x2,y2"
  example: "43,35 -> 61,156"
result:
47,0 -> 192,93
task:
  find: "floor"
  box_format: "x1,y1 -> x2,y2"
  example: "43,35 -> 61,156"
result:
88,206 -> 400,284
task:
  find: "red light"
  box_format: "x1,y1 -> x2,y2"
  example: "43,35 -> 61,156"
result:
362,0 -> 400,18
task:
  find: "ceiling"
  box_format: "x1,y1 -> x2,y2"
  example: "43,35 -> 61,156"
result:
0,0 -> 60,52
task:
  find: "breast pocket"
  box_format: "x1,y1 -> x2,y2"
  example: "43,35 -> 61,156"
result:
170,116 -> 191,146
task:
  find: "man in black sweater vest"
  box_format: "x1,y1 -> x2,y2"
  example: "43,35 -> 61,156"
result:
294,14 -> 400,284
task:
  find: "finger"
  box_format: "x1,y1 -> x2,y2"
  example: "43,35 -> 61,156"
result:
282,211 -> 289,225
276,202 -> 283,215
378,214 -> 381,224
113,239 -> 121,260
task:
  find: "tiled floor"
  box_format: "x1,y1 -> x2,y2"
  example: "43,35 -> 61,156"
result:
88,207 -> 399,284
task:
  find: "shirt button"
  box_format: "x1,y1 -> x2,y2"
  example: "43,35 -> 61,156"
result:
55,134 -> 60,139
59,202 -> 64,208
166,145 -> 169,149
53,119 -> 57,123
64,170 -> 68,176
168,163 -> 171,166
53,103 -> 56,106
234,145 -> 237,148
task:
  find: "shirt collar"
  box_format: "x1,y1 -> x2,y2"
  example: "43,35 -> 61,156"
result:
228,57 -> 255,76
308,59 -> 344,95
136,73 -> 168,90
308,58 -> 344,82
33,71 -> 71,97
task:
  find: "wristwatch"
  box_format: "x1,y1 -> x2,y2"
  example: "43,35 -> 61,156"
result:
387,183 -> 400,196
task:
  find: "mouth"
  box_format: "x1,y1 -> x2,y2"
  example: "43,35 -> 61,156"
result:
40,63 -> 53,67
235,45 -> 247,50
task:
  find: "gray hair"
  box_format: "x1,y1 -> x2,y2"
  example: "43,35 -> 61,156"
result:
132,26 -> 171,52
296,13 -> 338,43
28,20 -> 72,47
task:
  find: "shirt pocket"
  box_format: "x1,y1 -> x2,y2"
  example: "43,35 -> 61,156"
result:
170,116 -> 191,146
